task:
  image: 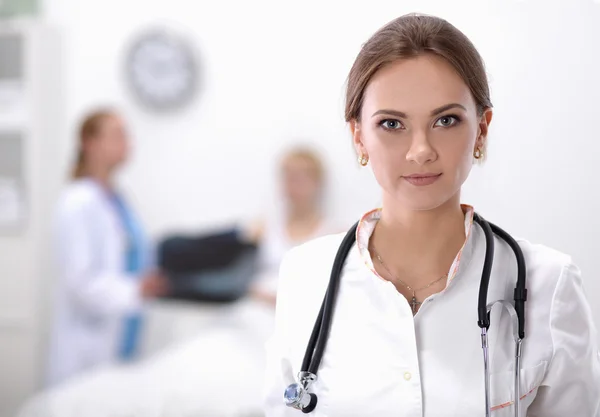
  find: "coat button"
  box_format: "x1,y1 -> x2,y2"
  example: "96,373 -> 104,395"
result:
404,372 -> 412,381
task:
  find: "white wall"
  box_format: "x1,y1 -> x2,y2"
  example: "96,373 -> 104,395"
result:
43,0 -> 599,348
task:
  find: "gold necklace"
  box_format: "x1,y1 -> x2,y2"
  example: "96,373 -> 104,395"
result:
372,246 -> 447,314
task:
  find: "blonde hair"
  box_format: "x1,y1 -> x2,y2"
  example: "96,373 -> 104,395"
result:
281,147 -> 325,183
71,109 -> 116,179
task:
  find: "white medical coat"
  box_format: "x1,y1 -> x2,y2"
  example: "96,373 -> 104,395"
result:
264,207 -> 600,416
46,179 -> 145,387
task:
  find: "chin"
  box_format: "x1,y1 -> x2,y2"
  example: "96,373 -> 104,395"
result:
405,200 -> 448,212
392,189 -> 458,212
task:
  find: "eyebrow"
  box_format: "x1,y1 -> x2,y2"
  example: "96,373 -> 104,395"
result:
371,103 -> 467,118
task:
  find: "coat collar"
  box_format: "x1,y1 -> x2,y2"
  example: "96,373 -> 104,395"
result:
354,205 -> 476,286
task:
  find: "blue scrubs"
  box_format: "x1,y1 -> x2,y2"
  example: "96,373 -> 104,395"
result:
109,192 -> 149,360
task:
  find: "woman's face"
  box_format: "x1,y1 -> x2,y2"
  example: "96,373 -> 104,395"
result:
352,54 -> 492,211
88,115 -> 130,170
281,157 -> 322,210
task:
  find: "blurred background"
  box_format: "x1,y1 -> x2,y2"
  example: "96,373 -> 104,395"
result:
0,0 -> 599,416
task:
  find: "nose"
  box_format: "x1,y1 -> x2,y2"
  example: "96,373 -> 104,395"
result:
405,131 -> 437,165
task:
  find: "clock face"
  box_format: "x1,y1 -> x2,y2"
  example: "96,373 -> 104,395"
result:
125,29 -> 198,111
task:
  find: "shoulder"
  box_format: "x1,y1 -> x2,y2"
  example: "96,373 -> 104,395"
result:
55,180 -> 103,218
517,238 -> 572,271
516,238 -> 576,293
277,232 -> 347,308
274,232 -> 349,357
511,237 -> 586,340
280,232 -> 347,279
514,240 -> 600,398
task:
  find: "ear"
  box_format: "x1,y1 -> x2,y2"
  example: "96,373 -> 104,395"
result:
350,119 -> 367,158
476,108 -> 493,149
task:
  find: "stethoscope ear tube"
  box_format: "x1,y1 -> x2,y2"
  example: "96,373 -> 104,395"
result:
475,214 -> 495,331
301,302 -> 324,372
307,222 -> 359,374
489,223 -> 528,340
292,222 -> 359,413
484,300 -> 523,417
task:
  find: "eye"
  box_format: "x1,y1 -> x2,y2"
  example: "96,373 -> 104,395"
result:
434,115 -> 460,128
379,119 -> 404,130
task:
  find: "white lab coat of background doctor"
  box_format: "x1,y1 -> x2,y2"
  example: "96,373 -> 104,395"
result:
46,178 -> 151,387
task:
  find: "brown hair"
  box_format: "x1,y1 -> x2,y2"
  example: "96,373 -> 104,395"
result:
345,13 -> 492,123
71,109 -> 116,179
281,147 -> 325,184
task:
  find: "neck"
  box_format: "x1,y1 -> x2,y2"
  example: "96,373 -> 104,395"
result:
285,204 -> 322,242
371,193 -> 466,278
287,204 -> 320,223
85,165 -> 114,189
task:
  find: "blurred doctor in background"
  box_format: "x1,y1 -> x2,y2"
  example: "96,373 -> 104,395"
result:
248,147 -> 341,308
46,108 -> 168,387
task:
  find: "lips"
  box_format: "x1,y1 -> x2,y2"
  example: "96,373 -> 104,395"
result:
403,173 -> 442,186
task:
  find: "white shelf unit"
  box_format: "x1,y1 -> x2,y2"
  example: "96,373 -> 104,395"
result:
0,20 -> 64,417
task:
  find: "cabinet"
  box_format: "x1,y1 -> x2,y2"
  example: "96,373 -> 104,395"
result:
0,21 -> 64,416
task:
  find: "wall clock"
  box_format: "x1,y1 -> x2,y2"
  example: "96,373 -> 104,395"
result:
124,28 -> 199,112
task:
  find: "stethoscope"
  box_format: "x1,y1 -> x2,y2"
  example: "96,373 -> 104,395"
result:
283,213 -> 528,416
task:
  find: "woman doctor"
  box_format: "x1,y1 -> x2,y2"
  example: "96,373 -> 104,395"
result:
264,14 -> 600,416
46,109 -> 168,387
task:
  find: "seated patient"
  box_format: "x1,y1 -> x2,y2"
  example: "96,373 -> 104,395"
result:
247,147 -> 342,307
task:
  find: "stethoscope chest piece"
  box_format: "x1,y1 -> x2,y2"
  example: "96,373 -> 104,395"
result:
284,372 -> 318,413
